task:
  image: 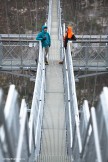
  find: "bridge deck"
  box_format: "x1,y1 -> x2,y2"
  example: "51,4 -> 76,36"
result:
37,0 -> 68,161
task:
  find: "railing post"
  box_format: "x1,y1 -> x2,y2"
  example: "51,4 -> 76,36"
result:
47,0 -> 52,34
58,0 -> 62,39
60,23 -> 65,61
105,40 -> 108,69
20,41 -> 23,69
85,43 -> 89,69
63,23 -> 66,36
91,107 -> 103,162
0,41 -> 3,68
0,89 -> 15,160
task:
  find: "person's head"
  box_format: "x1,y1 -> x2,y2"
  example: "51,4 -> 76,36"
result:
44,26 -> 47,32
67,26 -> 74,38
42,25 -> 48,32
66,26 -> 73,34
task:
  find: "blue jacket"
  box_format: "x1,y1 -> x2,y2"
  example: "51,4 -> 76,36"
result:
36,25 -> 51,48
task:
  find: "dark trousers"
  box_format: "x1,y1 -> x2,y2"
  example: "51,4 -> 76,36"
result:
64,35 -> 76,49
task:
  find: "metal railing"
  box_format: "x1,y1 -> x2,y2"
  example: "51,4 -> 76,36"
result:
71,40 -> 108,71
63,42 -> 82,157
58,0 -> 62,40
60,23 -> 108,71
63,39 -> 108,162
47,0 -> 52,34
0,34 -> 36,39
29,41 -> 45,160
0,41 -> 45,162
0,39 -> 39,70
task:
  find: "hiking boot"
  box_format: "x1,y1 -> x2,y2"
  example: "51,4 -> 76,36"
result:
59,61 -> 63,64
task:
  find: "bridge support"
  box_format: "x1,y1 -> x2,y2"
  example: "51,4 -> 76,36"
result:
105,42 -> 108,69
0,42 -> 3,68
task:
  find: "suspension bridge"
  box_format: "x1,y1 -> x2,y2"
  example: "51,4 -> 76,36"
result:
0,0 -> 108,162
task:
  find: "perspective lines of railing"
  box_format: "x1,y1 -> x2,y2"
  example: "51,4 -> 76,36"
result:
63,41 -> 108,162
0,41 -> 45,162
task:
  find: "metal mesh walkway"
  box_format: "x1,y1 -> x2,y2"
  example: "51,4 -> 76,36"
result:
37,0 -> 69,160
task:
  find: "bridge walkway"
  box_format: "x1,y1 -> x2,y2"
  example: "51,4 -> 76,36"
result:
36,0 -> 71,161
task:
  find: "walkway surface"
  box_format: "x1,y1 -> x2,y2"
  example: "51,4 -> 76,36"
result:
36,0 -> 69,161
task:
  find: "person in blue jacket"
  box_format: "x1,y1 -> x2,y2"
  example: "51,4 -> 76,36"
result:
36,25 -> 51,65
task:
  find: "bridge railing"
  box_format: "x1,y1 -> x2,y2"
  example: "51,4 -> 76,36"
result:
58,0 -> 62,40
60,23 -> 108,71
29,41 -> 45,159
47,0 -> 52,34
63,42 -> 82,156
0,41 -> 45,162
71,40 -> 108,71
63,39 -> 108,162
0,85 -> 20,162
0,39 -> 39,70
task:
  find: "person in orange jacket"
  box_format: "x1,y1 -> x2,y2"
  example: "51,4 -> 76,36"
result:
59,26 -> 76,64
64,26 -> 76,49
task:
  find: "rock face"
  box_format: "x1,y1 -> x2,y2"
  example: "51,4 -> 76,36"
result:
0,0 -> 48,34
61,0 -> 108,34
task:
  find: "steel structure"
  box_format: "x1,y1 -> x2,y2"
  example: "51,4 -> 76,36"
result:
63,41 -> 108,162
0,0 -> 108,162
0,41 -> 45,162
0,36 -> 108,71
0,39 -> 39,70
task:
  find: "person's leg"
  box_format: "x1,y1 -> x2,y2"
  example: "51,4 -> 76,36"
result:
44,47 -> 49,64
64,38 -> 68,49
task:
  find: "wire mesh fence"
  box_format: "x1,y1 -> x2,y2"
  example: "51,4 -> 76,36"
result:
0,41 -> 45,162
71,41 -> 108,70
0,39 -> 39,70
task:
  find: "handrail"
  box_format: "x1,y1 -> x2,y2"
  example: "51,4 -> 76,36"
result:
62,23 -> 106,162
58,0 -> 62,39
0,39 -> 38,42
70,40 -> 108,43
29,41 -> 45,159
64,50 -> 73,148
62,22 -> 82,153
0,85 -> 19,160
91,107 -> 102,162
0,40 -> 45,161
0,34 -> 108,39
16,99 -> 29,162
67,42 -> 82,152
47,0 -> 52,34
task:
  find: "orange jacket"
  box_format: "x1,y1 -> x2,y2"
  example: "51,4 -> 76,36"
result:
64,26 -> 74,39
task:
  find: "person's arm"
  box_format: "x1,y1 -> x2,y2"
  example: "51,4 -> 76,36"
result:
36,33 -> 43,41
